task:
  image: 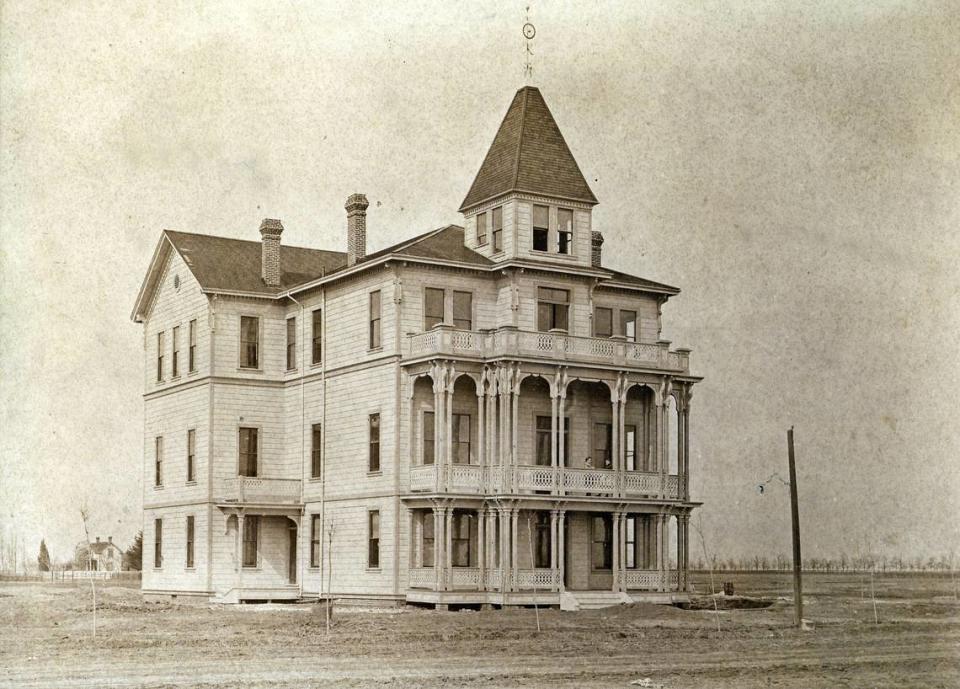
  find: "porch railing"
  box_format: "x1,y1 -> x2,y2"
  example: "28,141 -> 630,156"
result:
218,477 -> 301,505
409,464 -> 683,499
408,567 -> 434,589
406,326 -> 690,373
622,569 -> 681,591
514,568 -> 561,590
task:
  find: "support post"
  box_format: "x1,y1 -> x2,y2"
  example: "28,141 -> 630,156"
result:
549,509 -> 558,591
478,506 -> 486,588
557,510 -> 566,591
788,426 -> 803,628
611,511 -> 620,592
445,507 -> 454,592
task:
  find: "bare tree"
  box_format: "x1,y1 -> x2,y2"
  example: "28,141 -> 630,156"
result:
79,503 -> 97,638
692,513 -> 720,633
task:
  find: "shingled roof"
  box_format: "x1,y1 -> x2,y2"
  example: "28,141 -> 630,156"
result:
459,86 -> 598,212
166,230 -> 347,295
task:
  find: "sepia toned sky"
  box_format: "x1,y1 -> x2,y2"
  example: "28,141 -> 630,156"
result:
1,1 -> 958,564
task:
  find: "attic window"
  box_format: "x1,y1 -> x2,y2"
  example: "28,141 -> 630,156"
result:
173,274 -> 181,291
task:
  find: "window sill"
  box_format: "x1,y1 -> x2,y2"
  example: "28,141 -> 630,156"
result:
366,568 -> 382,573
185,481 -> 197,486
241,566 -> 260,571
310,361 -> 323,369
170,375 -> 181,382
367,470 -> 383,477
153,485 -> 164,490
367,346 -> 383,354
187,369 -> 198,376
308,476 -> 323,482
237,367 -> 264,374
285,367 -> 298,374
185,566 -> 196,571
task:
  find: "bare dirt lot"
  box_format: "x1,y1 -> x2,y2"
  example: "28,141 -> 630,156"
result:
1,573 -> 957,688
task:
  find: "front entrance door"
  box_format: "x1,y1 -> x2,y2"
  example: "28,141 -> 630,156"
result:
288,527 -> 297,584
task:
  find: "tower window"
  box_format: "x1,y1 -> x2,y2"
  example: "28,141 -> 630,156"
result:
533,204 -> 549,251
558,208 -> 573,254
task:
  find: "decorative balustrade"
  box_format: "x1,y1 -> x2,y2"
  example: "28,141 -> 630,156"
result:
484,568 -> 502,590
405,327 -> 690,372
410,464 -> 683,499
622,471 -> 662,497
447,464 -> 484,493
514,568 -> 560,590
623,569 -> 663,590
449,567 -> 482,589
408,567 -> 434,589
218,477 -> 301,505
409,464 -> 438,492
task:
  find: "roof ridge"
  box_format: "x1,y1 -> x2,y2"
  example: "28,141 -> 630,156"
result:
511,86 -> 529,191
163,229 -> 346,256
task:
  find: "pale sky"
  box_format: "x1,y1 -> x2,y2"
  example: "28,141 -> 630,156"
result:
1,1 -> 958,564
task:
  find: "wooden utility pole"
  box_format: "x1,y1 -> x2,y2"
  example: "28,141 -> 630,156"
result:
787,426 -> 803,627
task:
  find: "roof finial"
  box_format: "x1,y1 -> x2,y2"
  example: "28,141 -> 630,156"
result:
522,6 -> 536,83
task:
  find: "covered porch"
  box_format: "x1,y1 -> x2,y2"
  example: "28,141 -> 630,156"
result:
404,499 -> 692,607
216,504 -> 303,603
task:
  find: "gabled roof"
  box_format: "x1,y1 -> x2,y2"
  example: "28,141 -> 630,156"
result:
601,269 -> 680,295
459,86 -> 598,212
164,231 -> 346,295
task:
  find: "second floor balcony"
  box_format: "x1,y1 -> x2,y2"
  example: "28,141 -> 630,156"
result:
216,476 -> 302,506
409,463 -> 682,500
406,325 -> 690,373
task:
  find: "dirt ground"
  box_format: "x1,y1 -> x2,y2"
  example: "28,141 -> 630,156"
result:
0,572 -> 957,688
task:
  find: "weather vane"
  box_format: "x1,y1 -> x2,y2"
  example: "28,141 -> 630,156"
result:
522,6 -> 536,81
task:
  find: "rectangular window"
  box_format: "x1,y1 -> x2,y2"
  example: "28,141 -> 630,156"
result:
625,425 -> 636,472
154,518 -> 163,568
171,326 -> 180,377
311,309 -> 322,364
535,512 -> 551,568
594,307 -> 613,338
368,413 -> 380,472
452,413 -> 471,464
369,291 -> 381,349
156,332 -> 164,381
537,287 -> 570,332
242,516 -> 258,567
592,515 -> 612,569
154,436 -> 163,487
186,429 -> 196,482
626,516 -> 637,569
492,206 -> 503,252
476,212 -> 487,246
424,287 -> 445,330
536,416 -> 569,467
185,515 -> 195,568
238,427 -> 258,477
532,204 -> 549,251
311,424 -> 322,479
310,515 -> 321,568
368,510 -> 380,568
452,512 -> 473,567
620,310 -> 637,341
593,423 -> 612,470
535,416 -> 551,466
422,411 -> 435,466
239,316 -> 259,369
557,208 -> 573,254
421,513 -> 434,567
452,291 -> 472,330
286,317 -> 297,370
188,319 -> 197,372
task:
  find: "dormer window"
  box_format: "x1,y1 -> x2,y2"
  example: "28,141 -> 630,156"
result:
558,208 -> 573,254
492,206 -> 503,252
533,205 -> 549,251
476,212 -> 487,246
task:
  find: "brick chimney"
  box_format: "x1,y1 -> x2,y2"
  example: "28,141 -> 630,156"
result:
259,218 -> 284,287
591,231 -> 604,268
345,193 -> 369,267
108,536 -> 113,544
95,537 -> 100,543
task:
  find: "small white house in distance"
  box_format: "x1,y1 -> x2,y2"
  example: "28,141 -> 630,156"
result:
131,85 -> 702,609
75,536 -> 124,572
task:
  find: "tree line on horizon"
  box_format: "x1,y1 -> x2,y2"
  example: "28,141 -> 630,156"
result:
692,551 -> 958,573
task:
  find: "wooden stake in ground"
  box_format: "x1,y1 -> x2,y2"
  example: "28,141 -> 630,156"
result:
787,426 -> 803,628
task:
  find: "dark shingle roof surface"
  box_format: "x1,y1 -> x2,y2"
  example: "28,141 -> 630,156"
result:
459,86 -> 598,211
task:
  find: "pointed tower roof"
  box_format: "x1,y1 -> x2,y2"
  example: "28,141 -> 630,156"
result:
459,86 -> 598,212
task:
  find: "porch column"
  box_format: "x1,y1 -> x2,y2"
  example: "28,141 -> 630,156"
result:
411,510 -> 419,568
445,374 -> 455,483
498,370 -> 510,491
499,508 -> 510,592
477,506 -> 486,587
445,507 -> 454,591
557,510 -> 566,591
433,374 -> 443,491
619,513 -> 628,593
609,387 -> 620,473
406,379 -> 416,473
477,383 -> 485,471
511,371 -> 520,492
549,509 -> 558,591
236,513 -> 245,595
682,392 -> 691,501
657,513 -> 667,591
658,398 -> 668,498
511,508 -> 520,591
550,393 -> 559,469
433,507 -> 443,591
558,386 -> 567,494
611,510 -> 620,592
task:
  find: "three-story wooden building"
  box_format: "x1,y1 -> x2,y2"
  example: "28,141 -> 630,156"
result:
132,86 -> 701,608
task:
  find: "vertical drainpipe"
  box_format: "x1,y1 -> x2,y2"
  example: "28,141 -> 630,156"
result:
206,293 -> 217,597
392,263 -> 403,598
287,292 -> 305,597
